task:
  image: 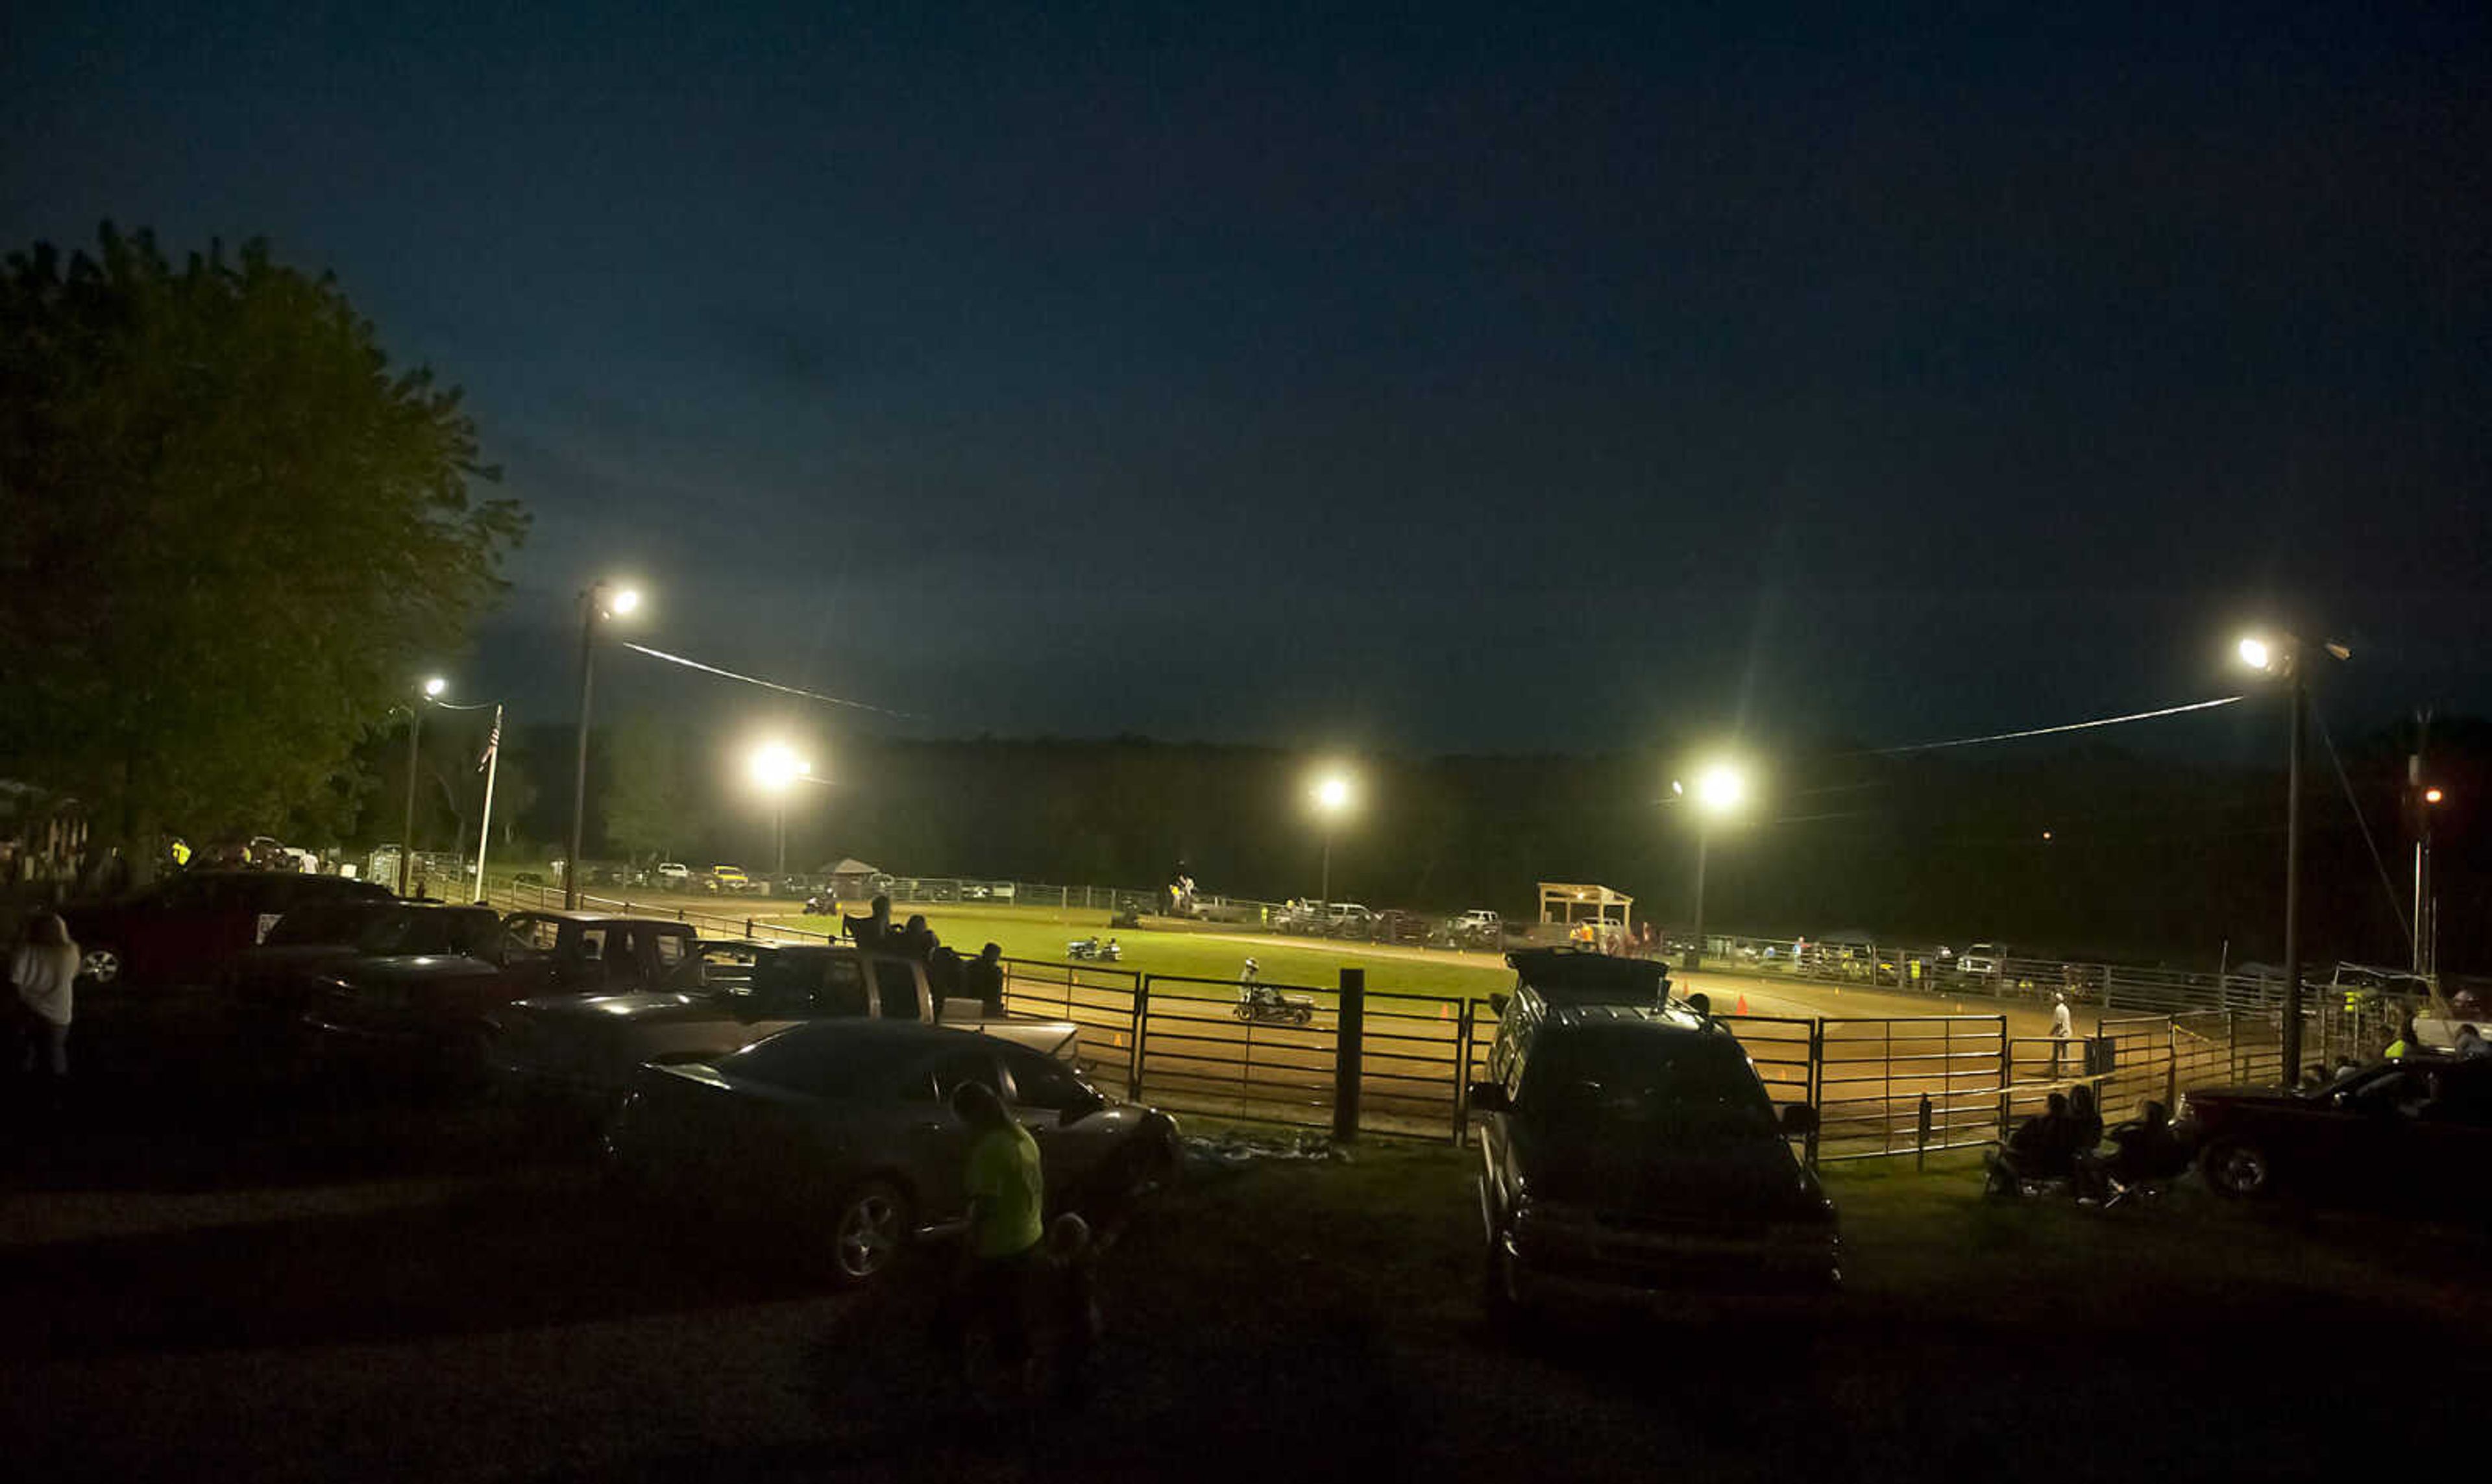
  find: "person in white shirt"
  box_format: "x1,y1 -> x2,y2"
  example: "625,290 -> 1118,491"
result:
12,910 -> 79,1081
2050,993 -> 2075,1075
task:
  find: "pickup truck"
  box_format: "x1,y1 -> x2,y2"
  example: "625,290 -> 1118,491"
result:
491,939 -> 1084,1108
306,910 -> 702,1081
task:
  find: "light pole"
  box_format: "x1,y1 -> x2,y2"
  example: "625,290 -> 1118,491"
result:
2414,783 -> 2445,978
1312,773 -> 1354,925
567,581 -> 642,908
2238,632 -> 2347,1086
399,675 -> 448,895
1673,761 -> 1748,972
748,742 -> 814,879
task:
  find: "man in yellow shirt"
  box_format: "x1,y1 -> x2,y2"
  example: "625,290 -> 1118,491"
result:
953,1080 -> 1044,1391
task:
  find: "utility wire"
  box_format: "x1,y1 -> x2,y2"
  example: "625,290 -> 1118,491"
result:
620,642 -> 918,720
2312,707 -> 2417,962
1866,695 -> 2243,755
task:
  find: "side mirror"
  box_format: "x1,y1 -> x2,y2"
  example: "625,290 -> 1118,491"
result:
1487,991 -> 1510,1017
1779,1103 -> 1820,1137
1469,1081 -> 1511,1114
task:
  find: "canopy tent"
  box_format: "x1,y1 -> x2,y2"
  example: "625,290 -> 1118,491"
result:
1538,881 -> 1633,928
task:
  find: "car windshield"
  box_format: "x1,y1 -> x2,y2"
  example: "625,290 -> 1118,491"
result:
1522,1030 -> 1779,1138
355,909 -> 496,957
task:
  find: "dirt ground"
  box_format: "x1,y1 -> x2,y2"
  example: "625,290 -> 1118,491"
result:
6,993 -> 2482,1482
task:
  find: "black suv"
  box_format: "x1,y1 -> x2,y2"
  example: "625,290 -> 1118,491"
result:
1470,960 -> 1837,1322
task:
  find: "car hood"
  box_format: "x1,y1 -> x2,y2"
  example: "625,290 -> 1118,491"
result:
1514,1119 -> 1827,1222
332,954 -> 506,987
233,943 -> 365,973
2180,1085 -> 2311,1113
509,991 -> 715,1024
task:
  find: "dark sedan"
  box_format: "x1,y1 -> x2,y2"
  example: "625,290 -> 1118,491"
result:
223,903 -> 504,1021
62,871 -> 395,990
604,1020 -> 1180,1285
2180,1055 -> 2492,1214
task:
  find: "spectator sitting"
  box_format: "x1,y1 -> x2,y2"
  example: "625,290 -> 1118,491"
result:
1986,1092 -> 2073,1194
927,945 -> 964,1018
894,914 -> 938,961
964,943 -> 1006,1017
2078,1099 -> 2190,1202
2066,1084 -> 2105,1156
844,893 -> 894,951
2457,1023 -> 2491,1060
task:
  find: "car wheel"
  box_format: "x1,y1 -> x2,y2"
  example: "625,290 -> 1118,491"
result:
2202,1139 -> 2273,1198
79,943 -> 123,987
830,1179 -> 912,1287
1480,1233 -> 1522,1334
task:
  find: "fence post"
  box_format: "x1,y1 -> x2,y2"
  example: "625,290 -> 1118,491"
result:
2226,1010 -> 2239,1082
1129,974 -> 1149,1103
744,916 -> 754,937
2166,1017 -> 2179,1110
1916,1093 -> 1932,1171
1451,999 -> 1474,1145
1334,968 -> 1365,1141
1804,1018 -> 1824,1169
1996,1015 -> 2012,1141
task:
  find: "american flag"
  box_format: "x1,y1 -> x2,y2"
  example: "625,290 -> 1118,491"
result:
478,708 -> 501,773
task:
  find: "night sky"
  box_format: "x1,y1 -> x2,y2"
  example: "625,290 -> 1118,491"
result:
6,2 -> 2486,755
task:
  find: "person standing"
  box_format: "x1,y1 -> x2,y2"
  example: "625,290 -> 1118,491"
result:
12,910 -> 79,1089
953,1080 -> 1045,1399
2049,993 -> 2075,1075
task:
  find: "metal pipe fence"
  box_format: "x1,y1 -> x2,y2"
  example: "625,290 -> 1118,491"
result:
480,881 -> 2390,1165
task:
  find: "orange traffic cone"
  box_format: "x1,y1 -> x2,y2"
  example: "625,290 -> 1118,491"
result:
1736,992 -> 1749,1016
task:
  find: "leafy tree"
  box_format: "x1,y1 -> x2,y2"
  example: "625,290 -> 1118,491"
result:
604,716 -> 687,863
0,225 -> 526,857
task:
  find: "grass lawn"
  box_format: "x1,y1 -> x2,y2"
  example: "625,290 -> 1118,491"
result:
1029,1130 -> 2492,1481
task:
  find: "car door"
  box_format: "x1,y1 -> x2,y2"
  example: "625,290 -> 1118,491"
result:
995,1043 -> 1125,1201
498,915 -> 566,997
891,1045 -> 1004,1226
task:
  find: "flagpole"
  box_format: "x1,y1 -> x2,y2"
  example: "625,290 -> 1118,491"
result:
472,704 -> 502,902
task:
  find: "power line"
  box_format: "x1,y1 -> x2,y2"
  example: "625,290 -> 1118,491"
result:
1867,695 -> 2244,755
619,642 -> 918,720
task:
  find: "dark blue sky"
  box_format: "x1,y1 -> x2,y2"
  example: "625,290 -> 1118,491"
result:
6,1 -> 2486,755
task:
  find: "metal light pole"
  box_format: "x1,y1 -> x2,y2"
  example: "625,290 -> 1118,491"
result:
1675,762 -> 1748,972
567,583 -> 641,909
2239,633 -> 2344,1087
2282,657 -> 2306,1084
748,742 -> 812,886
399,676 -> 446,896
1311,772 -> 1354,927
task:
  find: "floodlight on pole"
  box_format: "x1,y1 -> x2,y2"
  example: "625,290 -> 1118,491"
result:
748,741 -> 816,878
1673,759 -> 1753,973
2235,627 -> 2349,1084
400,675 -> 452,895
1310,770 -> 1356,926
567,578 -> 645,908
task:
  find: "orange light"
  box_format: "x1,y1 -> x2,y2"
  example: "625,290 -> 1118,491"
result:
2425,787 -> 2445,805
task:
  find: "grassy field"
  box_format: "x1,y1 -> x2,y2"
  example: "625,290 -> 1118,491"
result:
752,901 -> 1516,1003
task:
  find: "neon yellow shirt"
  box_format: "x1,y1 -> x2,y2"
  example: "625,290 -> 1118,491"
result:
965,1123 -> 1045,1258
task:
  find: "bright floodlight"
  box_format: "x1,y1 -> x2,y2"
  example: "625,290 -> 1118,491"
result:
1313,775 -> 1352,814
2426,786 -> 2445,805
422,675 -> 448,698
609,587 -> 642,616
1692,762 -> 1747,816
2236,637 -> 2272,672
748,742 -> 811,792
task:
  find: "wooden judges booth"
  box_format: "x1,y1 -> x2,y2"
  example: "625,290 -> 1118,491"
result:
1537,881 -> 1634,946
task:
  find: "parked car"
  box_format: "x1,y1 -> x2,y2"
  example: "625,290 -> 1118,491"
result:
223,902 -> 503,1023
1469,982 -> 1835,1325
2179,1055 -> 2492,1215
306,911 -> 700,1082
1326,903 -> 1378,939
61,870 -> 395,990
493,940 -> 1082,1108
656,862 -> 692,886
604,1020 -> 1182,1284
703,865 -> 752,894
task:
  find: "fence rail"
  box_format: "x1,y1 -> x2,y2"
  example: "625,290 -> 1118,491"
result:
478,882 -> 2389,1163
